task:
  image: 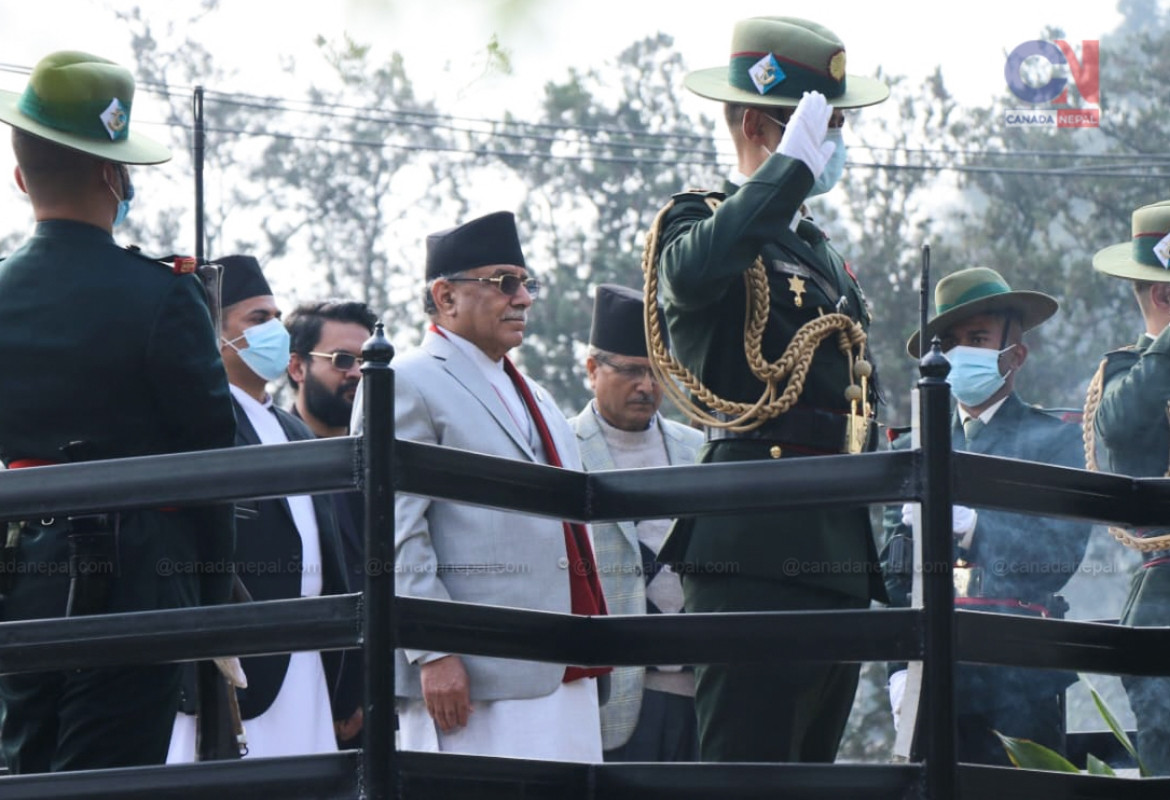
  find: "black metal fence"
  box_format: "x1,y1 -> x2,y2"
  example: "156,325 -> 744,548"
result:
0,329 -> 1168,798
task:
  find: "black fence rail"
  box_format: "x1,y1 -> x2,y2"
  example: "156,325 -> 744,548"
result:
0,329 -> 1167,799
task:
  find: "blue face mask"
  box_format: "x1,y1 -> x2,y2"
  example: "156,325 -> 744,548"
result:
223,318 -> 291,382
808,128 -> 846,197
946,345 -> 1014,407
108,166 -> 134,227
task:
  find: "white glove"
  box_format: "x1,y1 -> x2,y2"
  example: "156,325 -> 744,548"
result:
899,503 -> 978,544
888,669 -> 908,733
776,91 -> 836,178
952,506 -> 978,548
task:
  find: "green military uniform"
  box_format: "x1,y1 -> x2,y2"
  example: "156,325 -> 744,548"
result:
0,53 -> 235,773
654,17 -> 889,762
883,267 -> 1091,765
1089,199 -> 1170,776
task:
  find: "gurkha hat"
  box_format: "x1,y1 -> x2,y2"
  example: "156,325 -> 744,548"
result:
590,284 -> 651,358
425,211 -> 527,280
907,267 -> 1058,357
1093,200 -> 1170,283
0,50 -> 170,164
684,17 -> 889,109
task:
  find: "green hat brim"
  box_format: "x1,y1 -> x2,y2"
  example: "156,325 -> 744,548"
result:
906,290 -> 1058,358
1092,240 -> 1170,283
0,88 -> 170,165
684,66 -> 890,109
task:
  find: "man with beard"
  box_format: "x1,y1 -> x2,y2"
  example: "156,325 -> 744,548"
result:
285,300 -> 378,659
286,300 -> 378,438
284,300 -> 376,747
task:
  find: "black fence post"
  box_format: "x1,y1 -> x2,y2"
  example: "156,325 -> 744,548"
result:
919,337 -> 956,799
361,323 -> 396,800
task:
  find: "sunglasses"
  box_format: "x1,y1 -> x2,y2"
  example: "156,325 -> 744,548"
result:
309,351 -> 363,370
446,274 -> 541,298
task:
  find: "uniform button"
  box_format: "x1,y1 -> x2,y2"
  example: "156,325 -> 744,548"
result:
769,445 -> 782,459
557,556 -> 569,569
634,566 -> 643,576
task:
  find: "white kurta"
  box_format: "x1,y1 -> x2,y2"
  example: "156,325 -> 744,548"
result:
396,329 -> 601,762
167,386 -> 337,762
397,677 -> 602,762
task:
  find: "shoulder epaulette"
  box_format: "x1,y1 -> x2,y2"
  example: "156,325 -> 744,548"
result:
1100,346 -> 1141,379
124,245 -> 197,275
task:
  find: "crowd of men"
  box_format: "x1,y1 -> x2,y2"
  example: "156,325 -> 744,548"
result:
0,14 -> 1168,780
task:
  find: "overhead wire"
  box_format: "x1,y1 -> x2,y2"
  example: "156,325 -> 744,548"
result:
3,61 -> 1166,179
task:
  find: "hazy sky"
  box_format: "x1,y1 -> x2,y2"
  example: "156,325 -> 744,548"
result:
0,0 -> 1128,115
0,0 -> 1135,276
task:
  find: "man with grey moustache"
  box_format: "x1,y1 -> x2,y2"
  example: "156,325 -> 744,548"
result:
570,284 -> 702,762
353,210 -> 610,761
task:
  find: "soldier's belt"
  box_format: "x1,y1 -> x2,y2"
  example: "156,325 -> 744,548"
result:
705,405 -> 854,454
953,561 -> 1058,618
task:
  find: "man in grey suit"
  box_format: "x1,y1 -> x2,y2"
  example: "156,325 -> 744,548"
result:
357,211 -> 609,761
570,284 -> 702,762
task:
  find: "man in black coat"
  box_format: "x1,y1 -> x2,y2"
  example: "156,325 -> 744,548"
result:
0,51 -> 236,772
168,256 -> 360,760
285,299 -> 378,598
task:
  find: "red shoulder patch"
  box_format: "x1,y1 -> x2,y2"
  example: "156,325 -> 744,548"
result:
171,256 -> 197,275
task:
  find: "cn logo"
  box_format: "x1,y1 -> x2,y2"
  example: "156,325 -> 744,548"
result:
1004,40 -> 1100,105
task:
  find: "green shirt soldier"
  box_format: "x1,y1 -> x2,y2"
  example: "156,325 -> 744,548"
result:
1085,200 -> 1170,776
650,17 -> 889,763
882,267 -> 1091,765
0,51 -> 235,772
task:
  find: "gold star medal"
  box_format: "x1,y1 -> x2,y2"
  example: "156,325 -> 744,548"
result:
788,275 -> 806,307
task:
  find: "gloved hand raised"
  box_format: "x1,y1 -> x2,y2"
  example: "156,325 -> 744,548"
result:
776,91 -> 837,179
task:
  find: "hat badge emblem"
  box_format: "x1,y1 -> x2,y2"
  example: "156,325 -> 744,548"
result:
828,51 -> 846,81
99,97 -> 128,140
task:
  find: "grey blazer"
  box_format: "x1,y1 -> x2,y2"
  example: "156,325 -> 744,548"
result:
570,405 -> 701,749
359,329 -> 585,702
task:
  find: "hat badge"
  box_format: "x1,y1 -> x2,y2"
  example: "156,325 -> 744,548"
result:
828,50 -> 846,81
749,53 -> 786,95
99,97 -> 128,141
1154,232 -> 1170,269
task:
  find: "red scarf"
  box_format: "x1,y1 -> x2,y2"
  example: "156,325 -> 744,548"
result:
430,326 -> 610,682
502,357 -> 610,682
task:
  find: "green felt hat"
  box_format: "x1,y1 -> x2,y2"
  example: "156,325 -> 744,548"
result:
1092,200 -> 1170,283
684,16 -> 889,109
907,267 -> 1058,357
0,50 -> 170,164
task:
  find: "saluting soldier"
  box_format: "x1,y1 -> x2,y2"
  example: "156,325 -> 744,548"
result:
650,17 -> 889,762
0,51 -> 235,772
882,267 -> 1092,765
1086,200 -> 1170,776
